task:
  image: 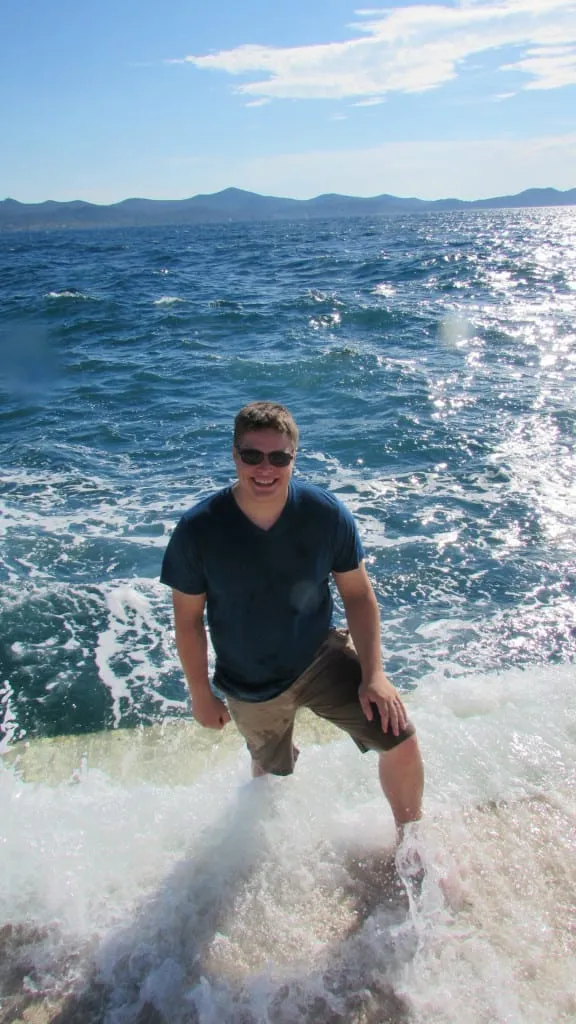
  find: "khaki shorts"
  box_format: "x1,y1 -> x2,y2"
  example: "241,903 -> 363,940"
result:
226,630 -> 415,775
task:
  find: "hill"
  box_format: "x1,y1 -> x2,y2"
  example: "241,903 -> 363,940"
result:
1,186 -> 575,232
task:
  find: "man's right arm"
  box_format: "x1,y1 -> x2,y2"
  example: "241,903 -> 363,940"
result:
172,589 -> 231,730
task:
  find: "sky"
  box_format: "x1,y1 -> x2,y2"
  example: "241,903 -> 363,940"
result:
2,0 -> 575,203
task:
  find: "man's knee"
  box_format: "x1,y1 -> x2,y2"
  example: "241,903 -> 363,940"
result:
379,732 -> 421,764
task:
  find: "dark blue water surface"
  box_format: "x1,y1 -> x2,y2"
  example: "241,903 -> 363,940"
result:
1,210 -> 575,742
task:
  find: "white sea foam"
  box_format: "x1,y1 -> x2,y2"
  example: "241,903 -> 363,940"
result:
372,282 -> 396,297
308,311 -> 341,330
44,290 -> 88,300
94,582 -> 188,724
0,463 -> 193,553
1,663 -> 574,1022
0,682 -> 19,754
153,296 -> 185,306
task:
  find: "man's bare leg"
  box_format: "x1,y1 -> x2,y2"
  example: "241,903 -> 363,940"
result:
378,735 -> 424,834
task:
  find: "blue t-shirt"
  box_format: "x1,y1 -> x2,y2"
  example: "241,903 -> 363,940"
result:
160,479 -> 364,701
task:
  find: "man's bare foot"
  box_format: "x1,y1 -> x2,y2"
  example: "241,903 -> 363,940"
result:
395,827 -> 427,906
395,822 -> 468,912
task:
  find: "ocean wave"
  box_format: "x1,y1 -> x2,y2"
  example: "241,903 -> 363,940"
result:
44,289 -> 89,300
1,662 -> 574,1023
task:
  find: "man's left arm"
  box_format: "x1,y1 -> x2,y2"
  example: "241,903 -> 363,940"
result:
333,563 -> 408,736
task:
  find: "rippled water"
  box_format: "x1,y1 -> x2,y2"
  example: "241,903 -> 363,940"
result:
1,209 -> 575,1023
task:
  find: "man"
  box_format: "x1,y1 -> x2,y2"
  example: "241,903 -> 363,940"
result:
161,401 -> 424,833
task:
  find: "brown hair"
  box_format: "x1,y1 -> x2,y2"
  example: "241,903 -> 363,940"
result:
233,402 -> 299,448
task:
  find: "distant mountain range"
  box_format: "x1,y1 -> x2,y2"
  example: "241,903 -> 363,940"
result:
1,186 -> 575,232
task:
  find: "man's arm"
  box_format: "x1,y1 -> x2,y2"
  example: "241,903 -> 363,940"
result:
172,589 -> 230,730
333,563 -> 407,736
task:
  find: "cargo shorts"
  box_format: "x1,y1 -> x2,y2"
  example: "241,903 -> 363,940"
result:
226,629 -> 415,775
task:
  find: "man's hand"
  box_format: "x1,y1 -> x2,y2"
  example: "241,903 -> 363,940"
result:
191,690 -> 231,730
358,671 -> 407,737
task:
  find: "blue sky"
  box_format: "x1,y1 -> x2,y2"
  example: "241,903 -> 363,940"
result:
2,0 -> 575,203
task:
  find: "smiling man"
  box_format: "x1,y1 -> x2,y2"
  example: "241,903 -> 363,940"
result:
161,401 -> 424,833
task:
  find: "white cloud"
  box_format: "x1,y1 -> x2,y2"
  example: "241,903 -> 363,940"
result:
503,45 -> 576,88
179,0 -> 576,100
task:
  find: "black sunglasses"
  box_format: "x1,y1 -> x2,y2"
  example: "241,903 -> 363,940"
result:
235,446 -> 294,467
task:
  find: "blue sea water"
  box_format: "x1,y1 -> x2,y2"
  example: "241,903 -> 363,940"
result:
1,210 -> 575,1023
1,210 -> 575,741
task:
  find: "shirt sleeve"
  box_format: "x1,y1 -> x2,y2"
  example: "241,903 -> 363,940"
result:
160,517 -> 207,594
331,500 -> 365,573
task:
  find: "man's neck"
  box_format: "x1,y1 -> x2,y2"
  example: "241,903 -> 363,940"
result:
232,482 -> 289,530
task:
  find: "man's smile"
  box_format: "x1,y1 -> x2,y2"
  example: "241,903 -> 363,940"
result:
252,478 -> 277,486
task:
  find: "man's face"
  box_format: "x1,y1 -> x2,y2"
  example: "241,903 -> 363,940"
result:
233,429 -> 296,503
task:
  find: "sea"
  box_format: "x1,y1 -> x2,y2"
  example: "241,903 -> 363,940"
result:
0,209 -> 575,1024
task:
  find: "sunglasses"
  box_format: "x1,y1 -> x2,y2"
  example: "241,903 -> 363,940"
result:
235,446 -> 295,467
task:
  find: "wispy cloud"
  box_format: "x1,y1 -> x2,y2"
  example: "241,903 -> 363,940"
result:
215,133 -> 576,200
175,0 -> 576,101
503,45 -> 576,89
352,96 -> 386,107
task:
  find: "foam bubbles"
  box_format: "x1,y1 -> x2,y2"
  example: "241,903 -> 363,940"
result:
1,665 -> 575,1022
44,289 -> 89,300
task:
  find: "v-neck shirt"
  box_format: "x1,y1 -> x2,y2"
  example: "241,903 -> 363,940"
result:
160,479 -> 364,701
